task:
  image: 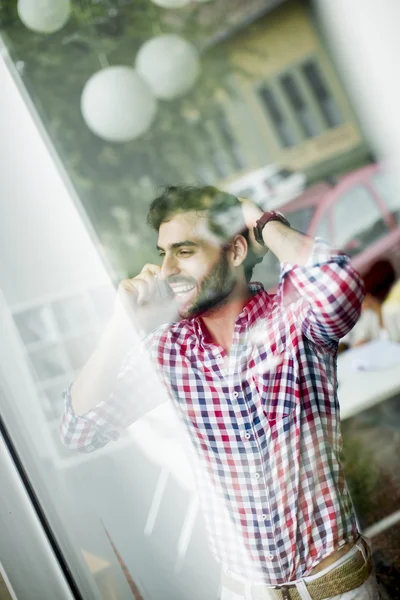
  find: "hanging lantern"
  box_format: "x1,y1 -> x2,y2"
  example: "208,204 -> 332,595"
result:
136,34 -> 201,100
17,0 -> 71,34
151,0 -> 191,7
80,67 -> 157,143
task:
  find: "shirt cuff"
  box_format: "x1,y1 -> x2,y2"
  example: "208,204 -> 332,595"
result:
62,383 -> 120,442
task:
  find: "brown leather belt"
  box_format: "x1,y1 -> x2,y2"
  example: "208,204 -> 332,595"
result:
221,544 -> 373,600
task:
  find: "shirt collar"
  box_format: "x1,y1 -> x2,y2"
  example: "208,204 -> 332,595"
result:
191,283 -> 271,343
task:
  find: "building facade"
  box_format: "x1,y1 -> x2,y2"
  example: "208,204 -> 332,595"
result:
217,0 -> 370,186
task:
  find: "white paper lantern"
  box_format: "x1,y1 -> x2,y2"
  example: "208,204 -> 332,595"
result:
151,0 -> 191,7
17,0 -> 71,34
80,67 -> 157,143
136,34 -> 201,100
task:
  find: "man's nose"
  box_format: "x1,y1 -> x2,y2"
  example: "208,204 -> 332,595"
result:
161,254 -> 179,280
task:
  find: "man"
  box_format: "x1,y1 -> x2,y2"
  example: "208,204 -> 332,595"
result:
60,186 -> 378,600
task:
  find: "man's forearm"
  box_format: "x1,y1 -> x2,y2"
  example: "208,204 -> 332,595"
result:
262,220 -> 314,266
70,314 -> 136,416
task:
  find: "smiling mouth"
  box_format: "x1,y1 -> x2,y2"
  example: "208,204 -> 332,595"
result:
170,284 -> 196,296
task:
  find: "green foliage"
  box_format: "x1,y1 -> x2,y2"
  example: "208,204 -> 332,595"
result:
1,0 -> 245,280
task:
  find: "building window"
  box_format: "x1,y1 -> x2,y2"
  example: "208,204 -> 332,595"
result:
280,73 -> 320,138
258,85 -> 297,148
302,59 -> 343,128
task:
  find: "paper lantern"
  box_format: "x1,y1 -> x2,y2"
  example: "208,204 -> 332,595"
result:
81,67 -> 157,143
17,0 -> 70,34
136,34 -> 201,100
151,0 -> 191,7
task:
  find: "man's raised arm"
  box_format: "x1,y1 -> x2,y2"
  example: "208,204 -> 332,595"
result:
240,199 -> 365,344
60,264 -> 173,453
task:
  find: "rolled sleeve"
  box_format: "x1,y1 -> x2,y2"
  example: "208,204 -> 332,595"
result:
279,238 -> 365,345
59,383 -> 127,453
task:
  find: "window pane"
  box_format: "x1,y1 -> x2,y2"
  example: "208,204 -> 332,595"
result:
302,60 -> 343,127
280,74 -> 319,138
258,86 -> 297,147
332,185 -> 388,252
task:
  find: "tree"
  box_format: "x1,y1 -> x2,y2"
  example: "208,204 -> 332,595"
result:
1,0 -> 251,280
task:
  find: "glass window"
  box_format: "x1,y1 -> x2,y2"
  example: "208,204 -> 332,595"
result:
302,59 -> 343,127
332,185 -> 388,253
280,74 -> 320,138
258,86 -> 297,147
371,170 -> 400,223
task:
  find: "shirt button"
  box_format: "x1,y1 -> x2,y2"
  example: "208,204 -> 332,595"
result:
232,391 -> 239,399
254,472 -> 260,480
268,554 -> 274,560
244,432 -> 251,440
262,514 -> 267,521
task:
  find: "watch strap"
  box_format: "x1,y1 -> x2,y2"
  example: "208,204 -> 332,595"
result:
253,211 -> 290,247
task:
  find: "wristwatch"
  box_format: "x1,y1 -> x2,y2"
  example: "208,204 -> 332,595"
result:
253,211 -> 291,248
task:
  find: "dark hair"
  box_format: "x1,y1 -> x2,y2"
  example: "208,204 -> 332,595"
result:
147,185 -> 263,282
363,260 -> 396,301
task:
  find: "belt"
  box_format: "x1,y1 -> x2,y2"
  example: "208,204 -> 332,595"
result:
221,545 -> 373,600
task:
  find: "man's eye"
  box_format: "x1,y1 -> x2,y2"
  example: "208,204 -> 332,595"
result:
159,253 -> 165,258
179,250 -> 193,257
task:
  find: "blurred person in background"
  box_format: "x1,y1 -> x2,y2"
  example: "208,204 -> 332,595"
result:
381,278 -> 400,343
341,260 -> 400,349
60,186 -> 381,600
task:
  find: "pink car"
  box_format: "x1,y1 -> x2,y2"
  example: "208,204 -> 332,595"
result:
260,164 -> 400,289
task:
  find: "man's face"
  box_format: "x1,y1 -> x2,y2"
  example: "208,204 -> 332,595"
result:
157,211 -> 236,319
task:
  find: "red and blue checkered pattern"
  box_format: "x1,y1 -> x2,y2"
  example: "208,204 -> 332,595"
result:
60,240 -> 364,584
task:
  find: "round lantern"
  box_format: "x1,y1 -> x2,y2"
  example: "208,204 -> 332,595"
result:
151,0 -> 191,7
17,0 -> 71,34
136,34 -> 201,100
80,67 -> 157,143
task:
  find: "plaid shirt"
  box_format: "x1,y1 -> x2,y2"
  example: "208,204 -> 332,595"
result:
60,240 -> 364,585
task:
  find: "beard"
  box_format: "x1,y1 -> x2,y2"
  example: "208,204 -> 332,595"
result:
170,252 -> 237,320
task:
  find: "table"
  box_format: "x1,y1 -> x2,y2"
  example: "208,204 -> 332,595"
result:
337,340 -> 400,420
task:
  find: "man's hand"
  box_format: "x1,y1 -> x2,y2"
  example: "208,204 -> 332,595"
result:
238,197 -> 267,255
112,264 -> 176,332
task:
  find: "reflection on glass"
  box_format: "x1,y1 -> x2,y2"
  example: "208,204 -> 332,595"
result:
29,343 -> 69,382
13,305 -> 56,345
52,295 -> 90,335
65,333 -> 97,371
89,285 -> 115,325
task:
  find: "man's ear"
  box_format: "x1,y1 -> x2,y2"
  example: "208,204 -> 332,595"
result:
230,234 -> 248,267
